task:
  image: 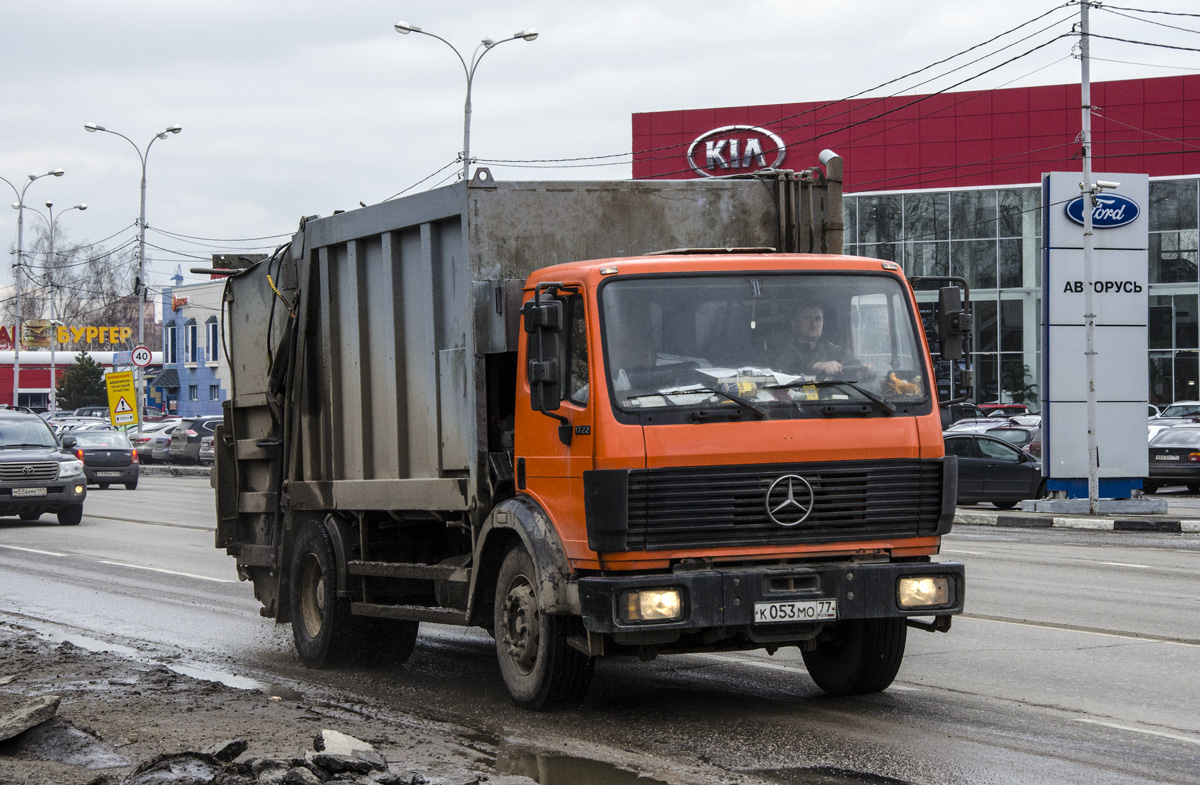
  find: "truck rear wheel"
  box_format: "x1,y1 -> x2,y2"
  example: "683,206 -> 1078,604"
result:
801,618 -> 907,696
290,520 -> 357,667
494,545 -> 593,710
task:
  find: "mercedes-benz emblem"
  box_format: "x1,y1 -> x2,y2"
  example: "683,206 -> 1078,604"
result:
765,474 -> 815,527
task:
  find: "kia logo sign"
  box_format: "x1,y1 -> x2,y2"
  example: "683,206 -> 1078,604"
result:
687,125 -> 786,177
1065,193 -> 1141,228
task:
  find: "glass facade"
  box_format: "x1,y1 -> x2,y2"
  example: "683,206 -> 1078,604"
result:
844,177 -> 1200,408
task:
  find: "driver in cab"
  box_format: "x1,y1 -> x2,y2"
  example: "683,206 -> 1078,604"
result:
783,303 -> 872,380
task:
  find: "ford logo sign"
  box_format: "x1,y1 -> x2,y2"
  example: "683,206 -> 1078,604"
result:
1065,193 -> 1141,228
687,125 -> 786,177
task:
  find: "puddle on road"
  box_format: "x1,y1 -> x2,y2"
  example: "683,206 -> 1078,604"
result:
462,731 -> 669,785
169,662 -> 303,701
493,748 -> 670,785
4,622 -> 302,702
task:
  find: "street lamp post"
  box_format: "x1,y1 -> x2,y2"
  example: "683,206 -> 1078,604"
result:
393,22 -> 538,182
44,201 -> 88,414
84,122 -> 182,432
3,168 -> 64,408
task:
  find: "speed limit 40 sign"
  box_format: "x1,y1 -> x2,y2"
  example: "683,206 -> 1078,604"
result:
131,345 -> 153,367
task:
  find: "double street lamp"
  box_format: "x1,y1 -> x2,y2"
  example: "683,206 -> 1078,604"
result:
394,22 -> 538,182
84,122 -> 182,430
43,201 -> 88,414
3,168 -> 64,407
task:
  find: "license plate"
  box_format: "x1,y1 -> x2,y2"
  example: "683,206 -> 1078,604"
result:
1154,454 -> 1181,461
12,487 -> 47,497
754,599 -> 837,624
95,471 -> 122,477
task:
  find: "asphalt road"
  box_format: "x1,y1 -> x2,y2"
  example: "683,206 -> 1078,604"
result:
2,478 -> 1198,785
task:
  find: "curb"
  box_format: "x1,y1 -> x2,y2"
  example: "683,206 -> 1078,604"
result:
140,465 -> 212,479
955,510 -> 1200,533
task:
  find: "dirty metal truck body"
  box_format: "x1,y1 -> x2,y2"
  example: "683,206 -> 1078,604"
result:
214,166 -> 964,710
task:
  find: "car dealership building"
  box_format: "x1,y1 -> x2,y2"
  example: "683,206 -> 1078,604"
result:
632,74 -> 1200,407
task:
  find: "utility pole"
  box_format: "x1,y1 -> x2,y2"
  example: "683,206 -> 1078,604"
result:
1079,1 -> 1100,514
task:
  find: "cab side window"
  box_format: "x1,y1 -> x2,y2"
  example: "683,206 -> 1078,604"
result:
565,295 -> 589,406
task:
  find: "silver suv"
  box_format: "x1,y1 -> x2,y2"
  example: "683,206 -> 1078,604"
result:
0,410 -> 87,525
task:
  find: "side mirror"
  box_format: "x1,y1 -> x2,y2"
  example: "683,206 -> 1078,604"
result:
938,286 -> 971,361
522,296 -> 564,412
61,434 -> 77,449
522,285 -> 573,446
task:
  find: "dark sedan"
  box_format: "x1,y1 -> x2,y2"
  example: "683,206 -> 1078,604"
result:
1145,425 -> 1200,493
71,430 -> 140,490
944,431 -> 1044,509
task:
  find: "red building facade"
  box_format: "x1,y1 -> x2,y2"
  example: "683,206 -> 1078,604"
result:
632,75 -> 1200,190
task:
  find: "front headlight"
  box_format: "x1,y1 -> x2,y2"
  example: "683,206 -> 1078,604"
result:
621,588 -> 684,622
58,460 -> 84,479
898,576 -> 951,608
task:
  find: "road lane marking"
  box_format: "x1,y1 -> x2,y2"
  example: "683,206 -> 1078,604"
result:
1075,719 -> 1200,746
0,544 -> 65,557
98,561 -> 234,583
1099,561 -> 1153,569
689,653 -> 919,690
964,615 -> 1200,647
942,549 -> 985,555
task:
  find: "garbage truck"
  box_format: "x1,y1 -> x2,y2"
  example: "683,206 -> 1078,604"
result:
213,154 -> 965,710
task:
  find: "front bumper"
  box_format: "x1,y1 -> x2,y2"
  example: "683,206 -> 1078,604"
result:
0,480 -> 87,513
577,560 -> 964,634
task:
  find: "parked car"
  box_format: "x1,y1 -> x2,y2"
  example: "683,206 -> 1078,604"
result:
70,430 -> 140,490
1149,400 -> 1200,429
941,402 -> 987,429
50,417 -> 108,436
72,406 -> 111,419
944,431 -> 1044,509
979,402 -> 1030,417
130,419 -> 182,464
199,435 -> 215,465
985,425 -> 1038,453
1145,425 -> 1200,494
0,409 -> 87,525
168,415 -> 222,464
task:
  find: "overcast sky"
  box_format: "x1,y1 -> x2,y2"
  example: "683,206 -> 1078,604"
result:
2,1 -> 1197,301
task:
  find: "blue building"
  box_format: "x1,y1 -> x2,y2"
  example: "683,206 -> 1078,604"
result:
155,269 -> 228,417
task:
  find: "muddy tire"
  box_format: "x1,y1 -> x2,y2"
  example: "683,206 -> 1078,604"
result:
494,545 -> 593,710
801,618 -> 907,696
290,520 -> 357,668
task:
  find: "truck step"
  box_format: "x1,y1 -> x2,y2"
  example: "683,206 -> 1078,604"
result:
351,602 -> 469,626
347,560 -> 467,581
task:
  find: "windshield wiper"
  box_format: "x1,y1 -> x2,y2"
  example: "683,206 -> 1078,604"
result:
765,379 -> 897,416
625,387 -> 767,419
1,443 -> 57,449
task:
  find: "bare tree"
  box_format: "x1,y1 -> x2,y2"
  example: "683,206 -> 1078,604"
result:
4,222 -> 160,351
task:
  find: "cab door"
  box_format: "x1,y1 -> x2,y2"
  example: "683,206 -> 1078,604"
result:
514,287 -> 595,558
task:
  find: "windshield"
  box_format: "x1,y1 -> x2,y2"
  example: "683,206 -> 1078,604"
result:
0,419 -> 59,448
1160,404 -> 1200,418
600,273 -> 929,418
74,432 -> 133,448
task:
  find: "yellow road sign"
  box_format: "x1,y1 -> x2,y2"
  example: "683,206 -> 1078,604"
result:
105,371 -> 141,427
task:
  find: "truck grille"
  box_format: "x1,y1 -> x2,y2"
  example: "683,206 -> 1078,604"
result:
626,459 -> 944,550
0,462 -> 61,482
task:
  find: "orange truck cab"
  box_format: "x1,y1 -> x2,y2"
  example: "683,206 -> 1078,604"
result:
513,251 -> 963,703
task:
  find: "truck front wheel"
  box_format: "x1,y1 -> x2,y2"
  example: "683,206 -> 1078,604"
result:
494,545 -> 593,711
801,618 -> 907,696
